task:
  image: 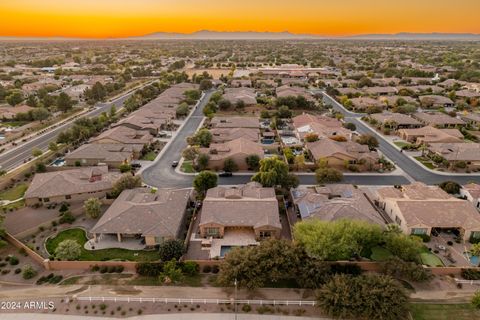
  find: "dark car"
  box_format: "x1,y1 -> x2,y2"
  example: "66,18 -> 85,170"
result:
218,171 -> 233,177
131,163 -> 142,169
171,160 -> 179,168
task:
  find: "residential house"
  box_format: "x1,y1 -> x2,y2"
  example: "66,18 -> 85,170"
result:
222,87 -> 257,105
292,113 -> 352,141
413,112 -> 465,128
210,127 -> 260,143
276,85 -> 315,101
419,95 -> 454,108
231,79 -> 252,87
455,90 -> 480,99
64,143 -> 136,168
460,183 -> 480,209
427,143 -> 480,169
91,126 -> 153,146
374,183 -> 480,241
370,113 -> 422,130
306,138 -> 379,170
210,116 -> 260,129
90,188 -> 192,246
24,166 -> 121,206
364,86 -> 398,96
291,184 -> 386,225
460,113 -> 480,128
199,182 -> 281,240
349,97 -> 384,111
199,137 -> 264,171
398,126 -> 463,144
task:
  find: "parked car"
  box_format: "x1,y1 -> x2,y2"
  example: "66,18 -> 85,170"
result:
131,163 -> 142,169
171,160 -> 179,168
218,171 -> 233,177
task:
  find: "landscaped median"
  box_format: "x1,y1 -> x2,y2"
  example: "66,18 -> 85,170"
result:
45,228 -> 160,262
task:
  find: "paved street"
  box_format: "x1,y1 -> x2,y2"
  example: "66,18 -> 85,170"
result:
320,91 -> 480,185
0,85 -> 149,171
142,90 -> 411,188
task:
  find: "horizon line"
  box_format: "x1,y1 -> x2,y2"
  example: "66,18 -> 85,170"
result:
1,30 -> 480,40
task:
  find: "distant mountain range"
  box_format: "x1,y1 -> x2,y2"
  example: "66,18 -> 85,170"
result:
133,31 -> 480,40
1,31 -> 480,41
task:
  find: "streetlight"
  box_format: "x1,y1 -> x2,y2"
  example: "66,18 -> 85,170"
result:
234,278 -> 238,320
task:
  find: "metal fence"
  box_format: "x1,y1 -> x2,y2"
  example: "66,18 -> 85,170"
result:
454,278 -> 480,285
75,296 -> 316,306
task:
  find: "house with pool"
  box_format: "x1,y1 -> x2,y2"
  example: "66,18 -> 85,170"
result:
374,182 -> 480,242
198,182 -> 281,258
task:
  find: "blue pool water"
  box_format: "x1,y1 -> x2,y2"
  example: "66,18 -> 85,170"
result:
470,255 -> 480,266
261,139 -> 275,145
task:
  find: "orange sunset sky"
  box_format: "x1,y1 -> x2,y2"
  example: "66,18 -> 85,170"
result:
0,0 -> 479,38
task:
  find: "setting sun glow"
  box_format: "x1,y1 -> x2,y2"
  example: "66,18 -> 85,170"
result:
0,0 -> 479,38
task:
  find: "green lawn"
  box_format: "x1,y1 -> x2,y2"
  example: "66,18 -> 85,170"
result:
420,252 -> 444,267
45,228 -> 160,262
0,199 -> 25,211
370,246 -> 393,261
394,141 -> 410,149
140,151 -> 158,161
0,183 -> 28,201
414,156 -> 435,169
410,303 -> 480,320
181,160 -> 195,173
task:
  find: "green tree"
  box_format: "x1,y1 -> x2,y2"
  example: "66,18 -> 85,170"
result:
159,259 -> 184,284
158,239 -> 185,261
119,163 -> 132,173
223,158 -> 238,172
30,107 -> 50,121
471,243 -> 480,257
472,291 -> 480,309
192,129 -> 212,147
438,181 -> 461,194
344,122 -> 356,131
32,148 -> 43,157
384,231 -> 423,263
357,134 -> 379,149
56,92 -> 74,112
293,219 -> 382,260
193,170 -> 217,198
54,240 -> 82,260
182,146 -> 198,161
381,256 -> 433,282
251,157 -> 299,189
218,239 -> 301,290
196,153 -> 210,171
277,105 -> 292,118
111,174 -> 142,198
315,167 -> 343,184
317,274 -> 409,320
176,102 -> 189,118
84,198 -> 102,219
6,90 -> 24,106
199,79 -> 213,91
245,154 -> 260,171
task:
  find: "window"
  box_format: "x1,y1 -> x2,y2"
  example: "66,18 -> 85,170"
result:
259,231 -> 272,239
42,198 -> 50,203
205,227 -> 219,236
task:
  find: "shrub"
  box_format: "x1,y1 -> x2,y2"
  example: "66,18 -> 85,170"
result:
59,211 -> 75,224
414,233 -> 431,242
91,265 -> 100,272
8,256 -> 19,265
462,269 -> 480,280
14,268 -> 21,274
115,265 -> 124,273
211,265 -> 220,274
242,304 -> 252,312
99,266 -> 108,274
136,262 -> 163,277
181,261 -> 199,276
202,265 -> 212,273
22,265 -> 38,279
